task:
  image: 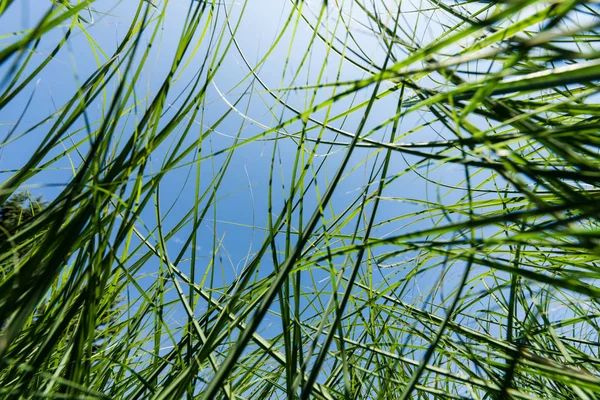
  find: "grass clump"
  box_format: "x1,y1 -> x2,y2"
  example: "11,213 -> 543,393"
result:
1,0 -> 600,398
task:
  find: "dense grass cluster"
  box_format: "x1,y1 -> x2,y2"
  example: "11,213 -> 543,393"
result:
1,0 -> 600,398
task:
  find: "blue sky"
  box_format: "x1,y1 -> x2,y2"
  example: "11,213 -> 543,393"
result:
0,0 -> 483,351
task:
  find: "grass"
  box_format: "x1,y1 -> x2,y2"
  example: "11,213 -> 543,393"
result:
1,0 -> 600,398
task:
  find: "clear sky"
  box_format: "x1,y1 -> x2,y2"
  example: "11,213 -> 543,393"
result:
0,0 -> 480,364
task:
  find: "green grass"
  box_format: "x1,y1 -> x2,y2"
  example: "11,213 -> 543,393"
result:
1,0 -> 600,398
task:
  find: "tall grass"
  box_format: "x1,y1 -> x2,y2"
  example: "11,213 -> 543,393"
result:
1,0 -> 600,398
